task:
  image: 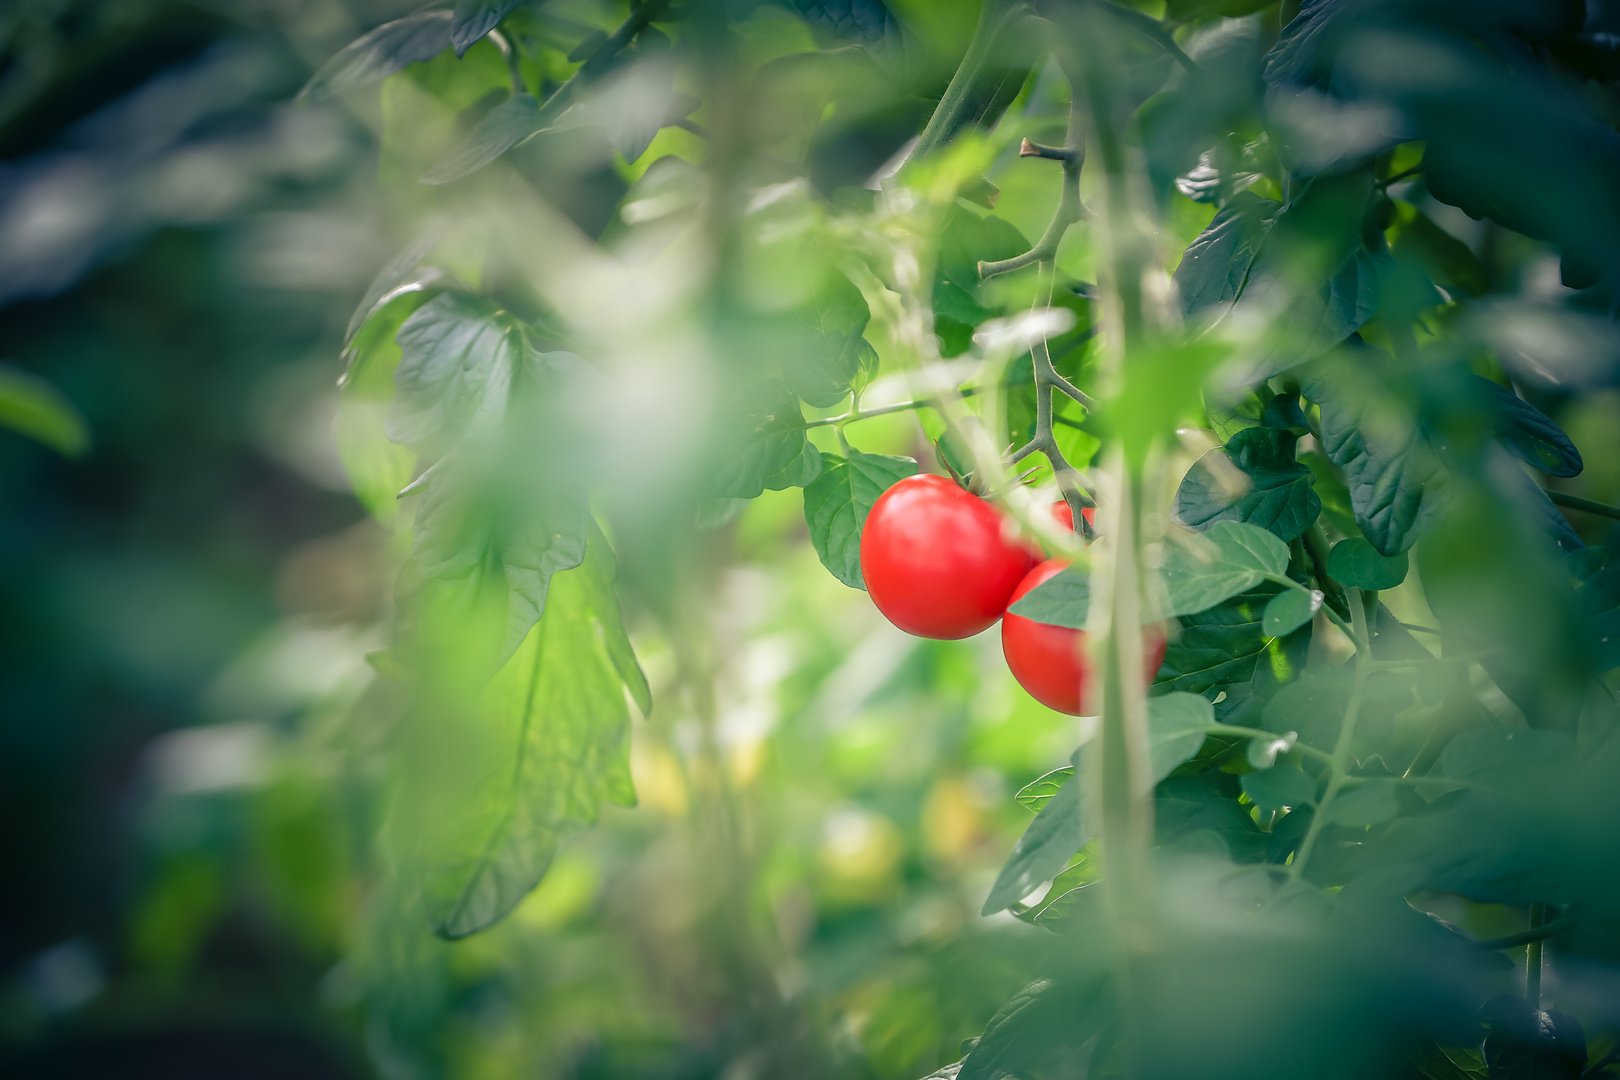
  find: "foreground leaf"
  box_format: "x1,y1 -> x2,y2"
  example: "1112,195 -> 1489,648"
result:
415,528 -> 649,938
982,767 -> 1086,916
302,11 -> 454,99
803,451 -> 917,588
1326,537 -> 1409,591
711,392 -> 817,500
1161,520 -> 1291,616
957,977 -> 1113,1080
0,364 -> 90,457
1241,766 -> 1316,810
1007,565 -> 1089,628
1153,585 -> 1276,696
1147,692 -> 1215,782
1174,426 -> 1320,541
1263,588 -> 1320,636
338,293 -> 426,522
1175,191 -> 1280,318
450,0 -> 524,56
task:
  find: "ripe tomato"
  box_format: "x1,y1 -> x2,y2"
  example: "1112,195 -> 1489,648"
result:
1001,558 -> 1167,715
861,474 -> 1037,639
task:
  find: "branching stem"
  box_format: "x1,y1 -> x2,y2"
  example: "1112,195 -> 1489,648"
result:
1289,589 -> 1371,881
803,386 -> 983,429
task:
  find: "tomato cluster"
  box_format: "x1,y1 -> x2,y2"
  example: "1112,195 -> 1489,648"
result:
860,475 -> 1160,715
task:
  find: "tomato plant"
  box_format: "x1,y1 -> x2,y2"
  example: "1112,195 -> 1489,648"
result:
14,0 -> 1618,1074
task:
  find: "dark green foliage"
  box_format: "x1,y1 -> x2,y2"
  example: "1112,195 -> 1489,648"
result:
451,0 -> 525,57
1174,427 -> 1321,541
1152,585 -> 1276,696
1174,191 -> 1279,316
302,11 -> 454,99
1327,537 -> 1409,590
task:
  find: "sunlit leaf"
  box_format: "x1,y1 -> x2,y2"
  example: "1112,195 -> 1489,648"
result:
982,768 -> 1086,916
414,527 -> 648,939
338,292 -> 426,522
1262,588 -> 1320,636
1161,520 -> 1291,616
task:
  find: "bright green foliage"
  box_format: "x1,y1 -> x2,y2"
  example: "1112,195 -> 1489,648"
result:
0,362 -> 89,457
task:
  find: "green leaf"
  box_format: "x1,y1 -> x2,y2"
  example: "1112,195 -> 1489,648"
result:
982,770 -> 1087,916
450,0 -> 524,56
1152,586 -> 1275,696
1006,566 -> 1089,628
415,527 -> 648,939
802,450 -> 917,588
1147,692 -> 1215,783
1173,426 -> 1321,541
0,363 -> 89,457
1435,729 -> 1576,792
1015,766 -> 1075,813
957,977 -> 1112,1080
1569,546 -> 1620,671
1413,1043 -> 1489,1080
1388,201 -> 1490,298
1241,766 -> 1317,810
1326,537 -> 1409,590
388,292 -> 522,446
1161,520 -> 1291,617
785,0 -> 904,55
1321,779 -> 1400,826
338,293 -> 425,522
1471,375 -> 1583,478
787,275 -> 875,408
1263,588 -> 1321,636
1015,846 -> 1101,932
1262,664 -> 1352,748
1299,450 -> 1357,536
1174,191 -> 1281,317
1299,350 -> 1447,556
344,229 -> 444,346
421,93 -> 550,186
711,392 -> 816,500
301,11 -> 454,100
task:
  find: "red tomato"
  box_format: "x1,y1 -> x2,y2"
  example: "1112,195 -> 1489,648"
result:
1001,558 -> 1168,715
861,474 -> 1038,639
1048,501 -> 1095,533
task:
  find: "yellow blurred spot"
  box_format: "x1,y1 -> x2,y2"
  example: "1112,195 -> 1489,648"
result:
921,776 -> 981,862
513,851 -> 600,930
728,736 -> 767,787
817,809 -> 902,904
631,737 -> 689,817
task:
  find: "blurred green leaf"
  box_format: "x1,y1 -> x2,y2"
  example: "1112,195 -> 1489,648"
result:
450,0 -> 523,56
1471,376 -> 1583,478
1241,765 -> 1317,811
957,976 -> 1112,1080
0,363 -> 89,457
1388,201 -> 1490,298
338,293 -> 425,522
1174,427 -> 1322,541
421,93 -> 548,185
1321,778 -> 1400,826
1162,520 -> 1291,616
417,527 -> 647,939
1569,547 -> 1620,670
1327,537 -> 1409,590
1300,450 -> 1358,536
302,11 -> 454,99
789,274 -> 874,407
803,450 -> 917,588
344,230 -> 444,346
1148,692 -> 1215,783
1262,588 -> 1320,636
1006,565 -> 1089,628
388,292 -> 521,446
1413,1043 -> 1489,1080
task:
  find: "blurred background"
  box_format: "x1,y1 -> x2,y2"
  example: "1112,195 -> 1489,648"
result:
5,0 -> 1620,1078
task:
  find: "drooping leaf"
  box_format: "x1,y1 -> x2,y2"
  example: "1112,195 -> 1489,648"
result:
1241,765 -> 1317,810
1147,692 -> 1215,783
1007,565 -> 1089,628
344,229 -> 444,346
450,0 -> 524,56
1175,191 -> 1281,317
1326,537 -> 1409,591
1262,588 -> 1321,636
1300,350 -> 1447,556
1152,585 -> 1276,696
1173,426 -> 1321,541
414,528 -> 648,939
802,450 -> 917,588
1470,376 -> 1583,478
1161,521 -> 1291,617
339,292 -> 426,522
982,769 -> 1086,916
302,11 -> 455,100
0,363 -> 90,457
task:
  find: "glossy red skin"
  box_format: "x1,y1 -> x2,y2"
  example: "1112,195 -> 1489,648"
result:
861,475 -> 1038,639
1001,558 -> 1168,715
